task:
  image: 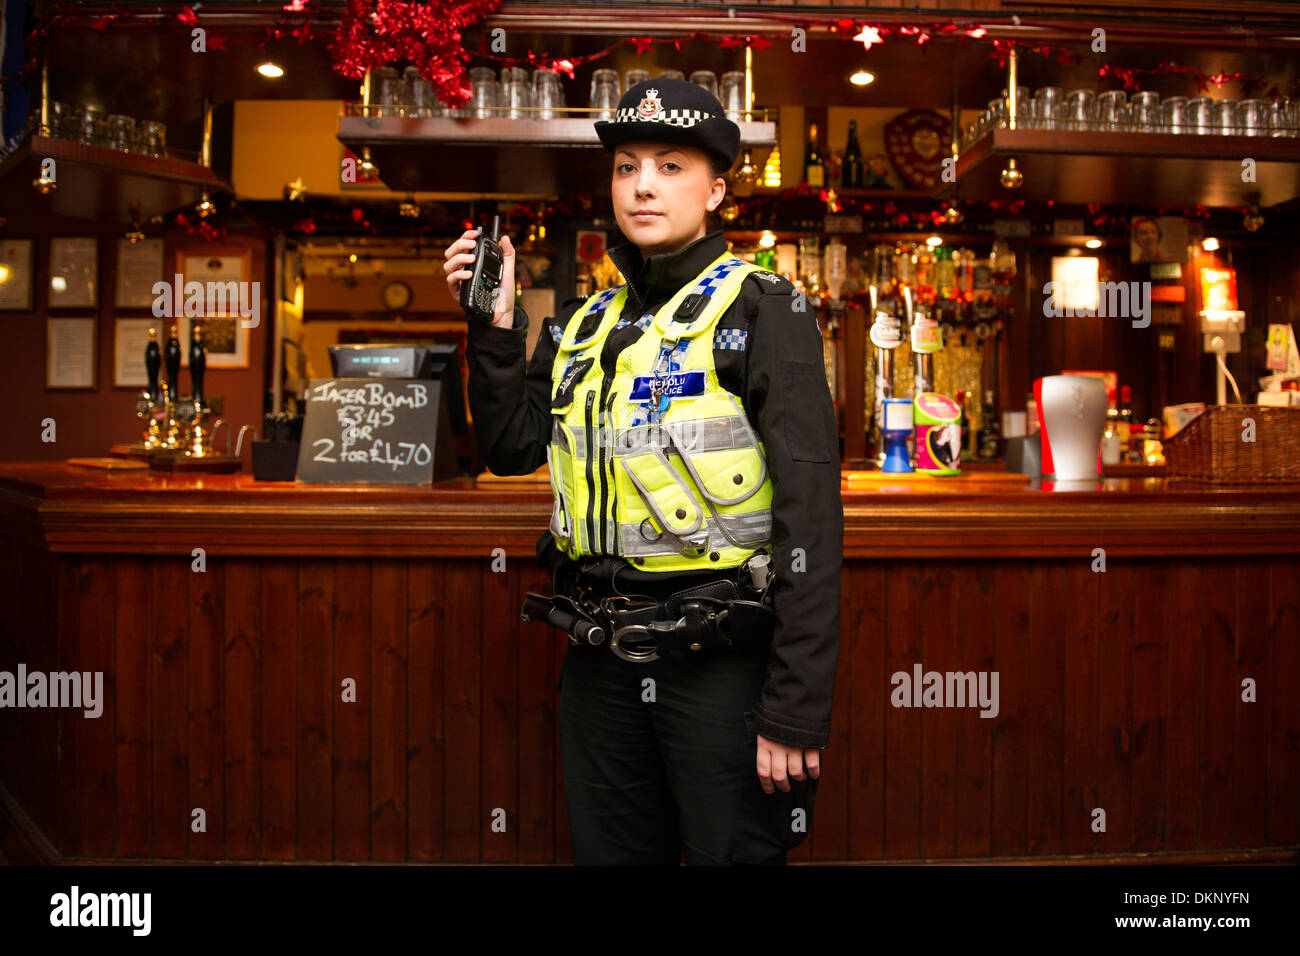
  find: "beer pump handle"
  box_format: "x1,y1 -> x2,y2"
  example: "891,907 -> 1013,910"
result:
190,324 -> 206,409
145,328 -> 161,405
164,325 -> 182,402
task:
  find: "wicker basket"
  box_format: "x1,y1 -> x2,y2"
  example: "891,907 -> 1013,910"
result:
1163,404 -> 1300,483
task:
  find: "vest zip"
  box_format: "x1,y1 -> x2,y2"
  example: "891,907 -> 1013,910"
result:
598,381 -> 616,555
584,390 -> 596,553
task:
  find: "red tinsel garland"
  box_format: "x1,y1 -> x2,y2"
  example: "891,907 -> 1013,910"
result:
329,0 -> 502,107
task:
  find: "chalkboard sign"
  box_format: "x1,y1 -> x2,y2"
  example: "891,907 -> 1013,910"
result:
295,378 -> 457,485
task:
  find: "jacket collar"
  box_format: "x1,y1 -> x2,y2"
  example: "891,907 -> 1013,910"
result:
607,229 -> 729,315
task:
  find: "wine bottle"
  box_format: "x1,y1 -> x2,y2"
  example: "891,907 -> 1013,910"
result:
804,122 -> 825,188
843,120 -> 863,189
977,389 -> 1001,459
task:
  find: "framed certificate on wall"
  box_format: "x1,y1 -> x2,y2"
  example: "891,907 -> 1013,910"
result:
115,317 -> 156,388
116,238 -> 165,308
49,237 -> 99,308
0,239 -> 34,310
47,316 -> 97,388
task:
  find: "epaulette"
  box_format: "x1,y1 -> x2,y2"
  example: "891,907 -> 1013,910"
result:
743,269 -> 796,296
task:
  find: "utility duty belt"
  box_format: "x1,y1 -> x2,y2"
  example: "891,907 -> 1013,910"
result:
521,551 -> 775,663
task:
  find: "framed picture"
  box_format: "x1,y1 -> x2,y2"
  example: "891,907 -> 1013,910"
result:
116,238 -> 165,308
114,317 -> 157,388
178,314 -> 248,369
178,247 -> 253,314
0,239 -> 34,310
1130,216 -> 1189,264
47,316 -> 97,389
49,237 -> 99,308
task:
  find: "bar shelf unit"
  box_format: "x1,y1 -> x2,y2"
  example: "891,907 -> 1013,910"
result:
944,127 -> 1300,206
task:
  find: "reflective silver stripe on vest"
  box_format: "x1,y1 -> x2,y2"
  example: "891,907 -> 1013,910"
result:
618,509 -> 772,557
563,415 -> 755,460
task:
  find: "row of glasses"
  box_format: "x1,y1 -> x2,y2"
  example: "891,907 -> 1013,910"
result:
590,69 -> 747,120
966,86 -> 1300,145
364,65 -> 756,121
45,101 -> 166,156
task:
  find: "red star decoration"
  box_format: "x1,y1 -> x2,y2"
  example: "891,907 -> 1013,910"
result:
177,6 -> 199,26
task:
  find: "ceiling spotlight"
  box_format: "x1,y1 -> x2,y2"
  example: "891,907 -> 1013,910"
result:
735,149 -> 759,185
257,62 -> 284,79
399,194 -> 420,218
849,71 -> 875,86
926,235 -> 943,248
941,200 -> 964,225
1085,238 -> 1103,249
125,222 -> 145,243
195,192 -> 216,218
357,147 -> 378,177
33,169 -> 57,194
284,177 -> 306,202
1202,237 -> 1220,251
718,196 -> 739,221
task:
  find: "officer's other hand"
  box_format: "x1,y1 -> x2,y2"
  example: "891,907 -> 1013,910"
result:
442,228 -> 516,329
755,733 -> 820,794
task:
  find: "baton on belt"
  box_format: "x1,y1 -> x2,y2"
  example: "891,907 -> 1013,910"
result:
521,592 -> 606,648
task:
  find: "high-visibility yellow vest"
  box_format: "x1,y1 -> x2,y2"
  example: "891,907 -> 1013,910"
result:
546,251 -> 773,573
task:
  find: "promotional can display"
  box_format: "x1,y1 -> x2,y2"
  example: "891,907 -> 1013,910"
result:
914,391 -> 962,475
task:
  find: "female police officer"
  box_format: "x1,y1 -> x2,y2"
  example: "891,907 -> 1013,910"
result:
443,78 -> 842,865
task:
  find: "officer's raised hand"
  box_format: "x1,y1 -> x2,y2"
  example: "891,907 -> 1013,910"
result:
756,734 -> 819,794
442,228 -> 516,329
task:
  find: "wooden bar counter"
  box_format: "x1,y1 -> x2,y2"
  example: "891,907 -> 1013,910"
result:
1,461 -> 1297,865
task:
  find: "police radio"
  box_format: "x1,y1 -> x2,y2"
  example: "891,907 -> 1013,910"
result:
459,214 -> 504,325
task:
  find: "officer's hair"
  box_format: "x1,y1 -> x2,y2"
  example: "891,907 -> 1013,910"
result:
710,155 -> 733,179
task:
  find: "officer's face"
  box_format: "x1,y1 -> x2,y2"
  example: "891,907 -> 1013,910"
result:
613,143 -> 725,257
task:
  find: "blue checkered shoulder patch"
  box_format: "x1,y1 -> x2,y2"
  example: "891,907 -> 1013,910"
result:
713,327 -> 748,351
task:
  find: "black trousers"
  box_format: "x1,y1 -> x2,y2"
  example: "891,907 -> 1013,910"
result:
557,638 -> 820,865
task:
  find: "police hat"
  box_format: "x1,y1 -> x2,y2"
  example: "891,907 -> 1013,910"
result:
594,78 -> 740,174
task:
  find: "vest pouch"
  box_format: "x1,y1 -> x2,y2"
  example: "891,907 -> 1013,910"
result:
549,417 -> 583,552
666,406 -> 768,507
617,448 -> 705,542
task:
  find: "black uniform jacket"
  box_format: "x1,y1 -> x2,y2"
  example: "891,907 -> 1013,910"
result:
465,228 -> 844,750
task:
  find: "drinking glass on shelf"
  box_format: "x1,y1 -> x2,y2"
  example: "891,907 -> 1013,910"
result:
625,69 -> 651,93
1268,97 -> 1299,137
76,106 -> 102,145
987,97 -> 1006,130
139,121 -> 166,157
1159,96 -> 1188,133
1213,98 -> 1238,134
690,70 -> 718,100
1238,99 -> 1269,136
1187,97 -> 1214,133
1033,86 -> 1063,130
1130,91 -> 1160,131
1097,90 -> 1128,131
720,71 -> 746,121
373,66 -> 401,116
534,69 -> 561,120
1001,85 -> 1029,125
468,67 -> 498,118
1064,89 -> 1096,131
656,70 -> 685,81
501,66 -> 532,119
107,114 -> 135,152
590,69 -> 619,119
47,101 -> 73,137
403,66 -> 434,118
